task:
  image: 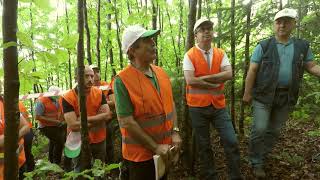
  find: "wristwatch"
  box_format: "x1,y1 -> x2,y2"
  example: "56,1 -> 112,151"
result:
173,127 -> 180,132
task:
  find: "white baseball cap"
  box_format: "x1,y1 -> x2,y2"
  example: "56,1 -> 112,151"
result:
89,64 -> 99,70
48,85 -> 61,92
121,25 -> 160,53
274,8 -> 297,21
193,17 -> 213,33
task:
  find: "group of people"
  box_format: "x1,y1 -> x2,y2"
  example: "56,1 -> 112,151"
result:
0,7 -> 319,180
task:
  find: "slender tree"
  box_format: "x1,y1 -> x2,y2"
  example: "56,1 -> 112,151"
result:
84,0 -> 92,65
65,1 -> 73,89
230,0 -> 237,131
152,0 -> 159,65
216,0 -> 222,48
3,0 -> 20,179
77,0 -> 92,171
239,0 -> 252,135
183,0 -> 197,174
96,0 -> 101,69
107,0 -> 116,77
197,0 -> 202,19
114,0 -> 124,69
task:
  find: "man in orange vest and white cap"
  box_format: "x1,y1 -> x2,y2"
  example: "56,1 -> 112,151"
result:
35,86 -> 66,165
113,25 -> 182,180
183,18 -> 242,179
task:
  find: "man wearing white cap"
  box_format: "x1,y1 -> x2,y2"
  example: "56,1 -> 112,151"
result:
114,25 -> 181,180
243,8 -> 320,178
183,18 -> 241,179
35,86 -> 66,165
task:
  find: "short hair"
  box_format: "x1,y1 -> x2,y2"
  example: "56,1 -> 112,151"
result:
127,38 -> 142,61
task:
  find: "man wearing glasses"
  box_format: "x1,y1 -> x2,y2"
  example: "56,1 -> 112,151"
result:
183,18 -> 242,180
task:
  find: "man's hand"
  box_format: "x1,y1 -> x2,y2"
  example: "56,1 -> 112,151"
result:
242,92 -> 252,104
172,132 -> 182,149
154,144 -> 170,167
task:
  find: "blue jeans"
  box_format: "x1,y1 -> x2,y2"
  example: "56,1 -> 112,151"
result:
189,106 -> 241,180
249,91 -> 289,167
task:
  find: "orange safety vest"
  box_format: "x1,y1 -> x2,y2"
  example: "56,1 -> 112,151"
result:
36,97 -> 61,127
186,47 -> 226,108
62,87 -> 106,144
118,64 -> 174,162
18,101 -> 32,128
0,101 -> 26,180
94,80 -> 111,100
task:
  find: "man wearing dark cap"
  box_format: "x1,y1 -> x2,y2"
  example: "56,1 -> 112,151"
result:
183,18 -> 241,180
243,8 -> 320,178
114,25 -> 182,180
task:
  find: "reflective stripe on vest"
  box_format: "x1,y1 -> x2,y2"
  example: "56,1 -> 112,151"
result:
122,129 -> 173,145
187,88 -> 224,95
119,112 -> 174,129
0,144 -> 24,163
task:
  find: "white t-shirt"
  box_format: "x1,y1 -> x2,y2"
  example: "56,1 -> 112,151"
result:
183,45 -> 231,71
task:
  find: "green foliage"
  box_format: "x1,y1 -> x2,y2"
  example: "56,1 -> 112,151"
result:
291,108 -> 310,121
62,160 -> 120,180
31,132 -> 49,158
307,130 -> 320,137
24,159 -> 64,180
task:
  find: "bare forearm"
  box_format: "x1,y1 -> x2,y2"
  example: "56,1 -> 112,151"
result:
200,70 -> 232,83
36,115 -> 60,124
88,112 -> 112,123
308,64 -> 320,77
187,77 -> 219,89
244,70 -> 257,95
19,125 -> 30,139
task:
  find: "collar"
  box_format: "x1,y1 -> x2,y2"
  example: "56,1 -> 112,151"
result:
195,44 -> 213,54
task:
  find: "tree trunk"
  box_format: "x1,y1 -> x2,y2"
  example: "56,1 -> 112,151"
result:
96,0 -> 101,69
230,0 -> 237,132
114,0 -> 124,69
77,0 -> 92,172
197,0 -> 202,19
182,0 -> 197,174
3,0 -> 20,179
216,0 -> 222,48
107,0 -> 116,77
152,0 -> 159,65
84,0 -> 92,65
239,0 -> 252,135
65,1 -> 73,89
165,6 -> 179,69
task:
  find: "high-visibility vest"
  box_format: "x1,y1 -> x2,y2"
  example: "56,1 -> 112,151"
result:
35,97 -> 60,127
62,87 -> 106,144
94,81 -> 111,100
186,47 -> 226,108
18,101 -> 32,128
117,64 -> 174,162
0,101 -> 26,180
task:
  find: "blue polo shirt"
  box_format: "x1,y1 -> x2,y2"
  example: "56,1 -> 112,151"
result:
251,38 -> 314,86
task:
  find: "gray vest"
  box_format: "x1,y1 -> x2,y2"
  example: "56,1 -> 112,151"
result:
252,37 -> 309,106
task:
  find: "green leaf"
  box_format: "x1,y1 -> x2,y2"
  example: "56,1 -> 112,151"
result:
2,41 -> 18,49
34,0 -> 52,10
17,31 -> 34,48
60,34 -> 79,49
105,163 -> 121,171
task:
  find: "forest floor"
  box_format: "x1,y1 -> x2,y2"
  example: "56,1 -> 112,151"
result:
40,117 -> 320,180
167,119 -> 320,180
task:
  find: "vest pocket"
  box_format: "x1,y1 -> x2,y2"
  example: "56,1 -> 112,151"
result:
256,60 -> 274,90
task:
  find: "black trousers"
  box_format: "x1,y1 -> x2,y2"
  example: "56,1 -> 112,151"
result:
40,126 -> 66,164
124,159 -> 167,180
23,129 -> 35,172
